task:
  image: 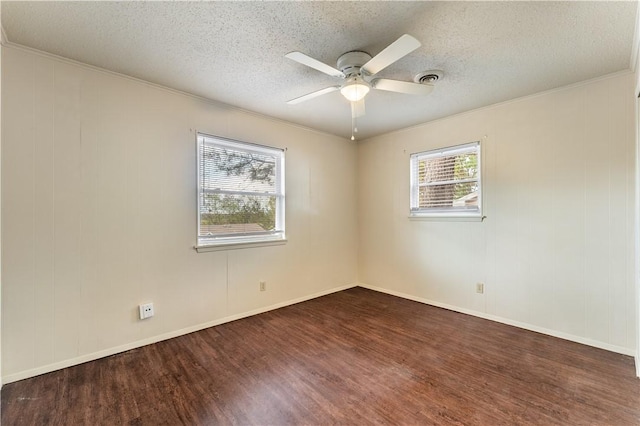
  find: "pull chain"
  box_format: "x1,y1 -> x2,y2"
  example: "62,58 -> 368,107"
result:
351,113 -> 355,140
351,102 -> 358,141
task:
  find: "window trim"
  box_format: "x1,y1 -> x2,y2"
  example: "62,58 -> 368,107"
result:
409,141 -> 482,219
195,132 -> 286,250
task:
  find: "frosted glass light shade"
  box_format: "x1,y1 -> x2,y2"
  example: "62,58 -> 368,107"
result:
341,78 -> 370,102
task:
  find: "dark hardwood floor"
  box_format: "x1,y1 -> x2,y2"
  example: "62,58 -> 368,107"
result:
2,287 -> 640,425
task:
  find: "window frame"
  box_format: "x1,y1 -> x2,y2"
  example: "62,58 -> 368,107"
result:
409,141 -> 482,219
195,133 -> 286,250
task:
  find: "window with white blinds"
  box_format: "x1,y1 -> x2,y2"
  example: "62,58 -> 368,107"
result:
197,133 -> 285,247
410,141 -> 481,217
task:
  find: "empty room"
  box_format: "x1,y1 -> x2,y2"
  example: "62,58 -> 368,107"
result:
1,1 -> 640,424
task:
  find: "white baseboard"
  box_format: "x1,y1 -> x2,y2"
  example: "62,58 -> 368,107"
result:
5,281 -> 632,384
2,283 -> 358,384
358,282 -> 636,357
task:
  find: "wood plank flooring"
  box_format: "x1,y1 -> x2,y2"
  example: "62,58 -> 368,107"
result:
2,287 -> 640,425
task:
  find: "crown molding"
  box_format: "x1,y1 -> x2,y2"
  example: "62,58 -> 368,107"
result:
370,69 -> 634,142
2,41 -> 347,141
1,25 -> 8,45
632,1 -> 640,72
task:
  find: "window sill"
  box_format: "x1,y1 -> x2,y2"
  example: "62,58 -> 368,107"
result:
409,214 -> 485,222
195,238 -> 287,253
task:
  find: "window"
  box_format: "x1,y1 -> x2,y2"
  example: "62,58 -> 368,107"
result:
197,133 -> 285,248
410,141 -> 481,218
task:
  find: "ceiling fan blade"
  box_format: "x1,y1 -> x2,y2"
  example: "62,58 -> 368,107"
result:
372,79 -> 434,95
285,52 -> 345,78
352,99 -> 366,118
286,86 -> 340,104
361,34 -> 421,76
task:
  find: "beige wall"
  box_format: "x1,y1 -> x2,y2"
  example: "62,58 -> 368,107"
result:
634,24 -> 640,375
2,43 -> 637,383
0,12 -> 4,388
1,45 -> 358,383
358,71 -> 636,354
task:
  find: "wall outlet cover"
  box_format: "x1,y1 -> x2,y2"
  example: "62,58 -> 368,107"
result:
139,302 -> 154,319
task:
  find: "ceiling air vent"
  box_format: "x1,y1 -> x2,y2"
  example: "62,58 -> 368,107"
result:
414,70 -> 443,84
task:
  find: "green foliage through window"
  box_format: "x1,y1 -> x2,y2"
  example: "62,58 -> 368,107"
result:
197,134 -> 284,243
411,142 -> 481,216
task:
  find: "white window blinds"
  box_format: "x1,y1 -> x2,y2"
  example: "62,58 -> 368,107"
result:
410,142 -> 481,217
197,134 -> 285,246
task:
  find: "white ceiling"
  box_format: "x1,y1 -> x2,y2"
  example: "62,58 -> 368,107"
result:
2,1 -> 637,140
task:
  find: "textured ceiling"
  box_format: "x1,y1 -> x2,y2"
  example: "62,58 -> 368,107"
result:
2,1 -> 637,140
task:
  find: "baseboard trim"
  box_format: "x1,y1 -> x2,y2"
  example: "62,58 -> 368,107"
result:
2,283 -> 358,384
358,283 -> 635,357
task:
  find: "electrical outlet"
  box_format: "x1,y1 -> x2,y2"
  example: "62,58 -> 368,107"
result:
139,302 -> 154,319
476,283 -> 484,294
260,281 -> 266,292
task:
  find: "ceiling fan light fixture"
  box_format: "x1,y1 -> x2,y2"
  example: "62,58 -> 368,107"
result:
340,77 -> 370,102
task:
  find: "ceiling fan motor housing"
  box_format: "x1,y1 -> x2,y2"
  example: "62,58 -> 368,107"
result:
337,51 -> 372,76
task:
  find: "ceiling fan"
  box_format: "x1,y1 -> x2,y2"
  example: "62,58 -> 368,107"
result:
285,34 -> 436,139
